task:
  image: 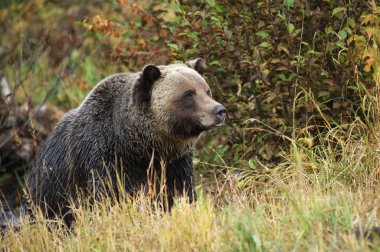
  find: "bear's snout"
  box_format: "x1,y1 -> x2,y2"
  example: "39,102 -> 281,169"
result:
213,104 -> 226,126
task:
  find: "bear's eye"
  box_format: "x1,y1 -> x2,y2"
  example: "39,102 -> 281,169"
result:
181,90 -> 196,107
206,89 -> 211,97
184,91 -> 195,98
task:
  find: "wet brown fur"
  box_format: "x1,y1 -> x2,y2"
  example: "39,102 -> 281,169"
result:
27,59 -> 223,225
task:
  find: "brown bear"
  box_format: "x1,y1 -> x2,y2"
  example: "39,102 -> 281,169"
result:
27,59 -> 226,224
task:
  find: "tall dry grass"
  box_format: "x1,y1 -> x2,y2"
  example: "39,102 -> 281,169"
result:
2,125 -> 380,251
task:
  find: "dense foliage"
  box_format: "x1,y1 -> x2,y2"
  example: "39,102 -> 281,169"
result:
80,1 -> 380,170
1,0 -> 380,177
171,0 -> 380,165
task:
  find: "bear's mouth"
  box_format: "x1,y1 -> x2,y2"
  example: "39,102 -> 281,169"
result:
167,114 -> 225,139
213,116 -> 225,127
199,115 -> 225,129
208,117 -> 225,128
201,120 -> 224,130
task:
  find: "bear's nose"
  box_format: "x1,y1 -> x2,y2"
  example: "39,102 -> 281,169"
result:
213,104 -> 226,125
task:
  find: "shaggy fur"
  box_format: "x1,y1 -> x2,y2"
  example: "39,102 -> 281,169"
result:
27,59 -> 224,224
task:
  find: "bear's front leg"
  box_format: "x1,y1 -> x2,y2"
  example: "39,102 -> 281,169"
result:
165,151 -> 196,208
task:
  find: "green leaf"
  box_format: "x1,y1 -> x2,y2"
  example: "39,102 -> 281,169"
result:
347,17 -> 356,28
277,12 -> 286,21
338,30 -> 347,40
256,31 -> 269,39
167,43 -> 179,51
348,85 -> 359,91
248,159 -> 258,169
279,73 -> 287,81
215,3 -> 225,11
283,0 -> 294,8
288,23 -> 295,34
186,32 -> 199,39
204,0 -> 216,7
210,16 -> 221,24
336,41 -> 346,49
332,7 -> 346,16
259,42 -> 271,48
209,60 -> 220,66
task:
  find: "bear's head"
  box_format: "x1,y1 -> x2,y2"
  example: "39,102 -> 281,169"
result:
133,58 -> 226,139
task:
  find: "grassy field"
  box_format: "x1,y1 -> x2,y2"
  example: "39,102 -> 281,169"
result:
1,1 -> 380,251
2,126 -> 380,251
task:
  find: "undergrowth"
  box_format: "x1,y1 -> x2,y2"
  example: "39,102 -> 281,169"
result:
2,124 -> 380,251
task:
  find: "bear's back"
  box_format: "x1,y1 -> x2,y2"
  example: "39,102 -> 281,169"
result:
28,109 -> 78,215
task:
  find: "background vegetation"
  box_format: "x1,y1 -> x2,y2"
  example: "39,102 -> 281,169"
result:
1,0 -> 380,250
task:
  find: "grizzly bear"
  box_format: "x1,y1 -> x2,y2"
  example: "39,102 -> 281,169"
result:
27,59 -> 226,223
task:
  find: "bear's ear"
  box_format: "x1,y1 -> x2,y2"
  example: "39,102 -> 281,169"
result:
142,64 -> 161,83
133,65 -> 161,105
186,58 -> 207,75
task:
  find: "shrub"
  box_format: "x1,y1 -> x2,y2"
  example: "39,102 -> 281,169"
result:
169,0 -> 380,167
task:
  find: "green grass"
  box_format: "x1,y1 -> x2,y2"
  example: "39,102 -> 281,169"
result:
2,127 -> 380,251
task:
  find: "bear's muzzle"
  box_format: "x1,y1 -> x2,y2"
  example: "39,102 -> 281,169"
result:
213,104 -> 226,127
